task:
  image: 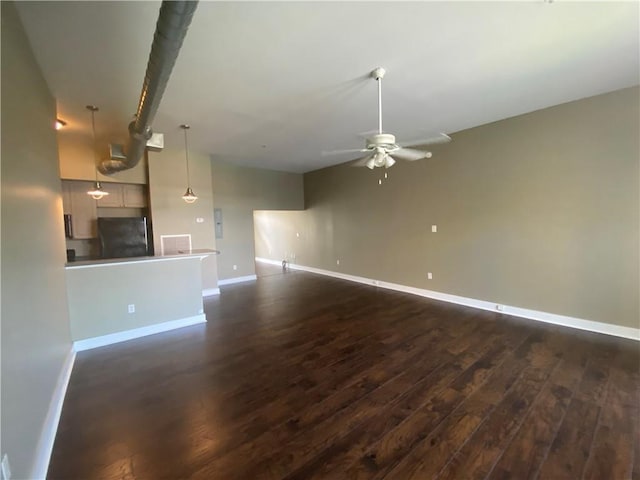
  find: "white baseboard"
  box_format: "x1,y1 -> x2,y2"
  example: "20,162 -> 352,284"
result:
255,257 -> 283,267
218,274 -> 257,286
73,315 -> 207,352
255,257 -> 639,341
202,288 -> 220,297
30,347 -> 76,480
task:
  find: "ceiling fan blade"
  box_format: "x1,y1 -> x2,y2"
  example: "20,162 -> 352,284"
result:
400,133 -> 452,147
393,148 -> 431,161
350,153 -> 375,168
322,147 -> 370,157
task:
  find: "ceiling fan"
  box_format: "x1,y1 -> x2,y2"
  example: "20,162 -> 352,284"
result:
323,67 -> 451,169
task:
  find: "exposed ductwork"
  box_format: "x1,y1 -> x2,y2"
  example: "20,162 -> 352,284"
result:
99,0 -> 198,175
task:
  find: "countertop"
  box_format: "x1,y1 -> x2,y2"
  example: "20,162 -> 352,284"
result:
65,249 -> 220,268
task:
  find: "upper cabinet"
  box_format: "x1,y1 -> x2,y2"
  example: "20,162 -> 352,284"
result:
61,180 -> 148,239
93,183 -> 121,207
123,184 -> 147,208
62,180 -> 97,239
96,183 -> 147,208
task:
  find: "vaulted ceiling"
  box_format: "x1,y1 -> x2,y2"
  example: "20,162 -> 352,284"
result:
16,1 -> 639,172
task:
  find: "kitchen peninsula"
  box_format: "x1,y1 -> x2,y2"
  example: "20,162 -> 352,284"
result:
65,249 -> 219,351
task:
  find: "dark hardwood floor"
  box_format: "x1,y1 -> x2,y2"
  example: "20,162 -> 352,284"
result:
48,265 -> 639,479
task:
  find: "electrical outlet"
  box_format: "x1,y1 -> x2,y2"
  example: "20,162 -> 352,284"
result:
336,259 -> 340,266
232,264 -> 238,271
2,454 -> 11,480
296,232 -> 300,238
196,217 -> 204,223
427,272 -> 433,280
496,304 -> 505,312
128,304 -> 135,314
431,225 -> 437,233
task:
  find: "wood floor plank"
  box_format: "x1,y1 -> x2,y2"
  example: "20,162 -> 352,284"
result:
536,356 -> 612,480
365,330 -> 549,479
386,330 -> 563,480
191,329 -> 463,478
332,325 -> 532,480
47,266 -> 639,480
583,367 -> 637,480
280,319 -> 526,479
485,359 -> 577,479
486,333 -> 592,480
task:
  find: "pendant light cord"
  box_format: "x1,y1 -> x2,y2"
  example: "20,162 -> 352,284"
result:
182,125 -> 191,188
89,106 -> 99,183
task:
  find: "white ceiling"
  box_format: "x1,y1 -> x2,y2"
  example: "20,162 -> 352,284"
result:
16,1 -> 640,173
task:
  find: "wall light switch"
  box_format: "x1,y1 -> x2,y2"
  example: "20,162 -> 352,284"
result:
431,225 -> 437,233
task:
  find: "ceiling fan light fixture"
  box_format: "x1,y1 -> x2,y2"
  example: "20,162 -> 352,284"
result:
385,156 -> 396,168
366,157 -> 376,170
372,149 -> 387,168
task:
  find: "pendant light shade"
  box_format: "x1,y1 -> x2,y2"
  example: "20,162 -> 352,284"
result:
180,124 -> 197,203
85,105 -> 109,200
182,187 -> 197,203
87,182 -> 108,200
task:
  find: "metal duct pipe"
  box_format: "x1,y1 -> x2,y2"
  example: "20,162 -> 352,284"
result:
99,0 -> 198,174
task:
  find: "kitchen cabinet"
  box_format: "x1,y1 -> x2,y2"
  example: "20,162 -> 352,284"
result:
94,183 -> 123,207
123,184 -> 147,207
97,183 -> 147,208
62,183 -> 72,215
62,180 -> 97,239
62,180 -> 148,239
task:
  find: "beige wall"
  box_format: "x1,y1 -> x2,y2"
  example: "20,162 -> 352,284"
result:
148,148 -> 218,291
255,87 -> 639,330
1,3 -> 73,478
211,160 -> 303,280
58,130 -> 148,184
66,258 -> 204,340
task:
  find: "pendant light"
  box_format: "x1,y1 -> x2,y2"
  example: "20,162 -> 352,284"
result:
85,105 -> 110,200
180,124 -> 197,203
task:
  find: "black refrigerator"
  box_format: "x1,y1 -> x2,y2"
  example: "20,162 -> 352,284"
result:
97,217 -> 150,259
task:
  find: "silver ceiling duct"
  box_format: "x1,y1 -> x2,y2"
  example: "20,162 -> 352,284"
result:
99,0 -> 198,174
